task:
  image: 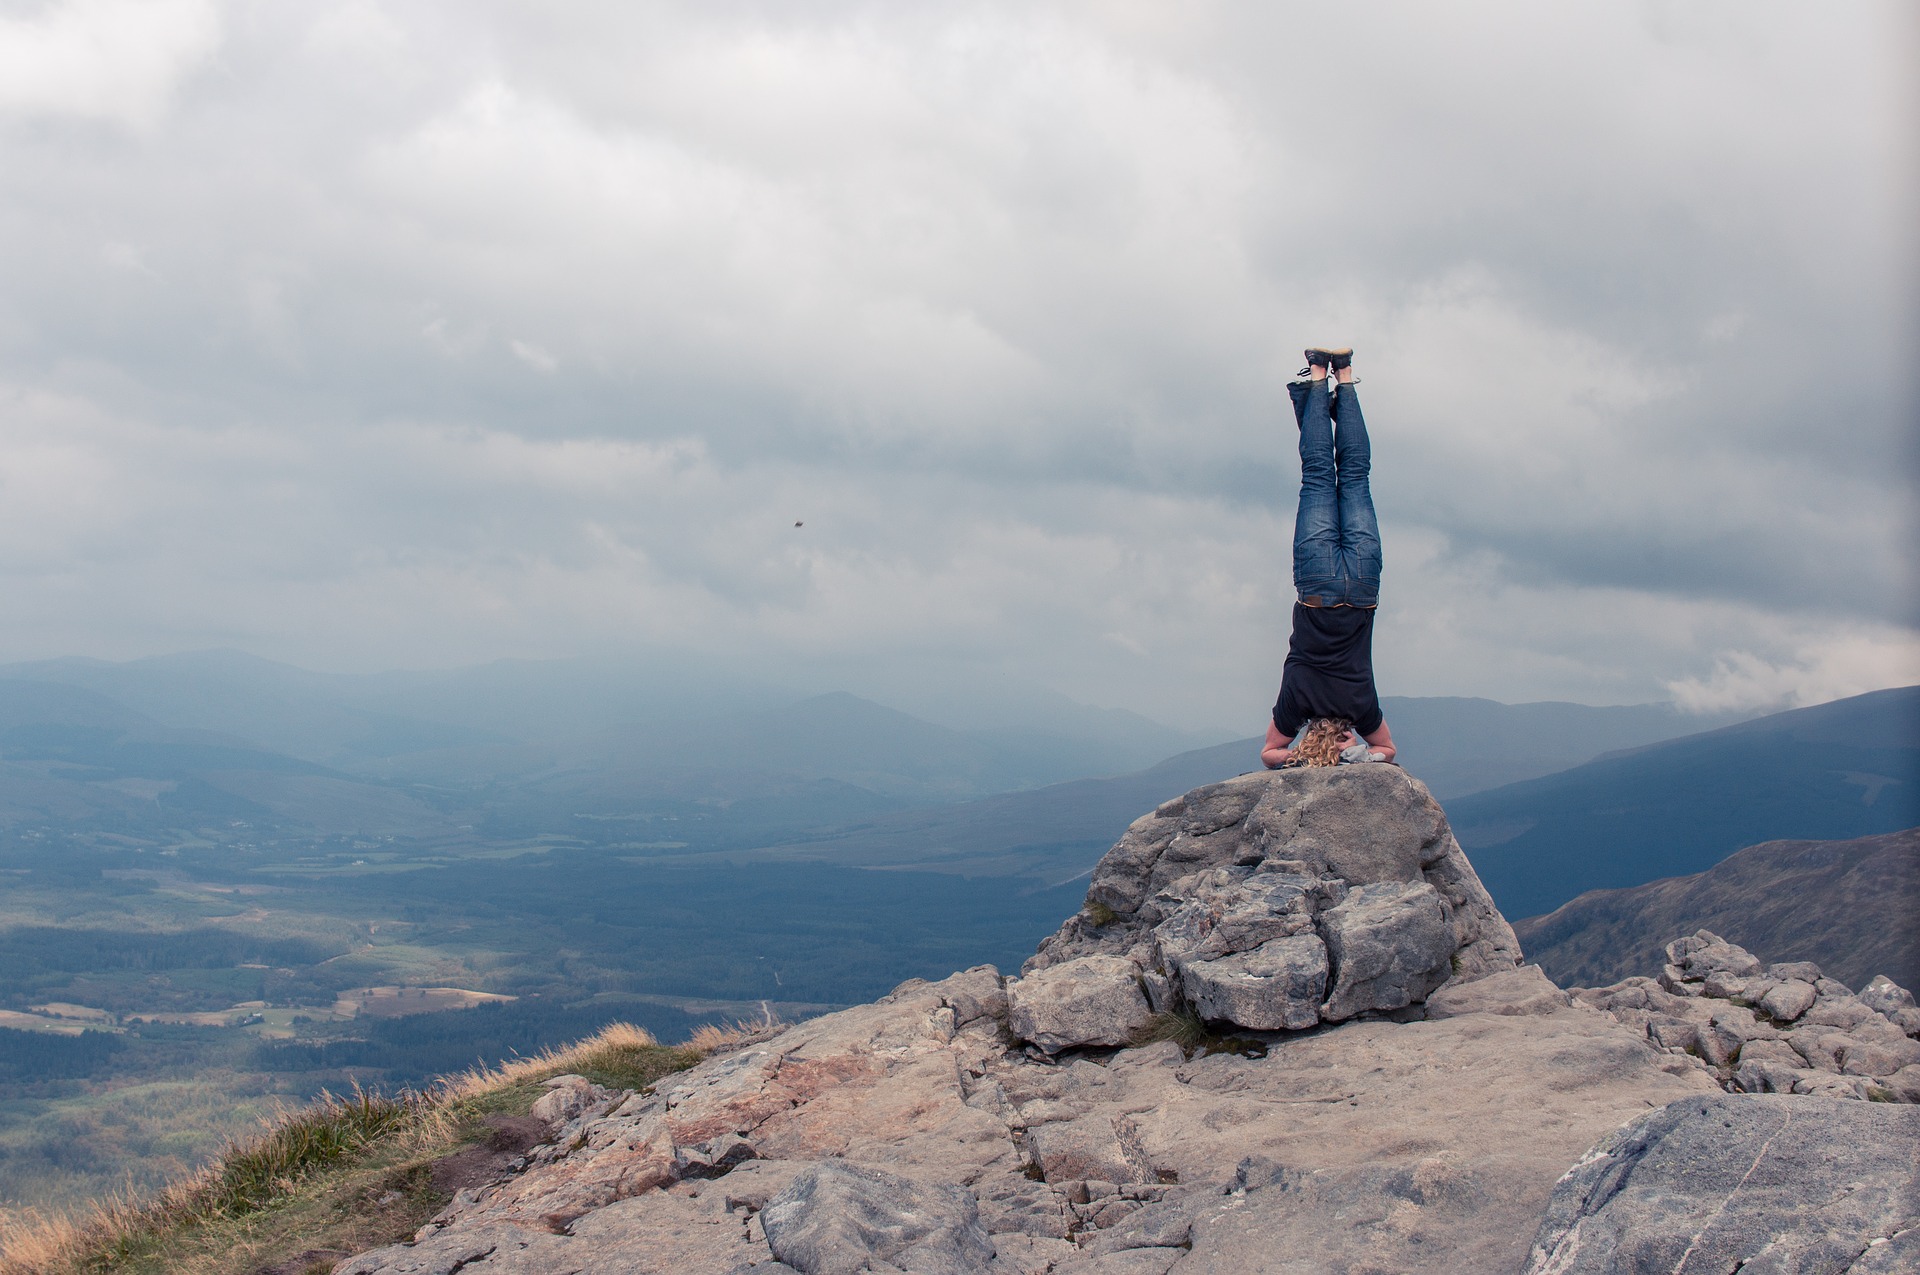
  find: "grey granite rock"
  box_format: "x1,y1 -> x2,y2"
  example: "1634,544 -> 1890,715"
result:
1731,1038 -> 1809,1095
1860,973 -> 1917,1018
1424,964 -> 1570,1019
1147,868 -> 1327,1030
1317,881 -> 1455,1021
1524,1093 -> 1920,1274
1032,767 -> 1517,985
1176,935 -> 1327,1030
1149,869 -> 1319,967
1006,955 -> 1152,1055
334,1226 -> 530,1275
1025,767 -> 1518,1040
1052,1250 -> 1181,1275
933,965 -> 1006,1028
1758,977 -> 1817,1022
759,1160 -> 994,1275
1851,1230 -> 1920,1274
1078,1195 -> 1196,1255
1668,931 -> 1766,980
1886,1065 -> 1920,1103
1581,931 -> 1920,1104
1023,1116 -> 1143,1185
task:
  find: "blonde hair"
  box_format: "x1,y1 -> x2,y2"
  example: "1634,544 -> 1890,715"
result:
1290,717 -> 1352,767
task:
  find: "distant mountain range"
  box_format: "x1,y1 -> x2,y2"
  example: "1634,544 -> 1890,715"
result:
1373,696 -> 1750,798
1454,686 -> 1919,920
7,651 -> 1910,923
1514,828 -> 1919,991
709,697 -> 1759,884
0,678 -> 448,839
0,650 -> 1756,855
0,652 -> 1216,812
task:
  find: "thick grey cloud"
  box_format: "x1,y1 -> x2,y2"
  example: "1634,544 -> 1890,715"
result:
0,0 -> 1912,732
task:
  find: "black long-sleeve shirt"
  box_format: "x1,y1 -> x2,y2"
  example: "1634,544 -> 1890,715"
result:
1271,603 -> 1382,739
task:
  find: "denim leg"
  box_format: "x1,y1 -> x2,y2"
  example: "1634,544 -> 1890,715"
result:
1292,380 -> 1341,596
1332,383 -> 1382,602
1287,378 -> 1308,429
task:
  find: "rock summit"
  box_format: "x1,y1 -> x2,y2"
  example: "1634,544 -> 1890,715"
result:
335,766 -> 1920,1275
1015,765 -> 1520,1048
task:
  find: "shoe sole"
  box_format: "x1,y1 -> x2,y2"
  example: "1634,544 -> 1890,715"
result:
1305,346 -> 1353,367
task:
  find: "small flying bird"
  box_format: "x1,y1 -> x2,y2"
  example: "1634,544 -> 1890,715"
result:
794,520 -> 804,527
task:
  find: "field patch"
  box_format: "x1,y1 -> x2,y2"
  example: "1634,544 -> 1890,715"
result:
334,987 -> 515,1019
0,1010 -> 93,1036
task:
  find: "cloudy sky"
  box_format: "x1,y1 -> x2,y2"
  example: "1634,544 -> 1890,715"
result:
0,0 -> 1913,733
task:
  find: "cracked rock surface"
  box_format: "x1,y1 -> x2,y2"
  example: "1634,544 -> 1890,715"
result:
332,964 -> 1713,1272
1524,1093 -> 1920,1274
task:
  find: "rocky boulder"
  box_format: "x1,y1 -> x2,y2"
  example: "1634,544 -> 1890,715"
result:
1573,930 -> 1920,1103
1007,956 -> 1154,1054
1011,766 -> 1519,1050
1525,1093 -> 1920,1274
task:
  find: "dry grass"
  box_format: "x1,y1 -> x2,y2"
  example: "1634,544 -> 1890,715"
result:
0,1021 -> 718,1275
686,1007 -> 783,1055
1133,1008 -> 1267,1060
1135,1008 -> 1210,1055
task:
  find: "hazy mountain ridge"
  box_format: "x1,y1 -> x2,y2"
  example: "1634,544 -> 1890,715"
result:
1453,686 -> 1919,919
714,695 -> 1759,883
1370,695 -> 1747,796
1514,828 -> 1920,990
0,652 -> 1213,782
0,651 -> 1755,863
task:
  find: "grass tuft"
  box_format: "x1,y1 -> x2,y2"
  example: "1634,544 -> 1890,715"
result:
686,1008 -> 783,1058
1136,1008 -> 1209,1054
1133,1008 -> 1267,1059
1083,900 -> 1119,928
0,1022 -> 720,1275
200,1086 -> 417,1221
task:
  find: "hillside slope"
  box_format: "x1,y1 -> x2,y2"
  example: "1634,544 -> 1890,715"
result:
0,679 -> 449,838
1514,827 -> 1920,990
1371,694 -> 1743,797
1452,685 -> 1919,919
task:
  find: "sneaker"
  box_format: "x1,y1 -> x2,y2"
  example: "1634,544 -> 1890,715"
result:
1305,346 -> 1353,370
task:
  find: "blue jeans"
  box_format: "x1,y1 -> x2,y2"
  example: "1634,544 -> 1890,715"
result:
1286,379 -> 1380,607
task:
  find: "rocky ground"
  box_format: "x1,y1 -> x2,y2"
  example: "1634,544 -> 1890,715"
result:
1574,930 -> 1920,1103
332,767 -> 1920,1275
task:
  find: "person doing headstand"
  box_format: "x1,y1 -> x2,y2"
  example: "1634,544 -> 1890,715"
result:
1261,347 -> 1398,769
